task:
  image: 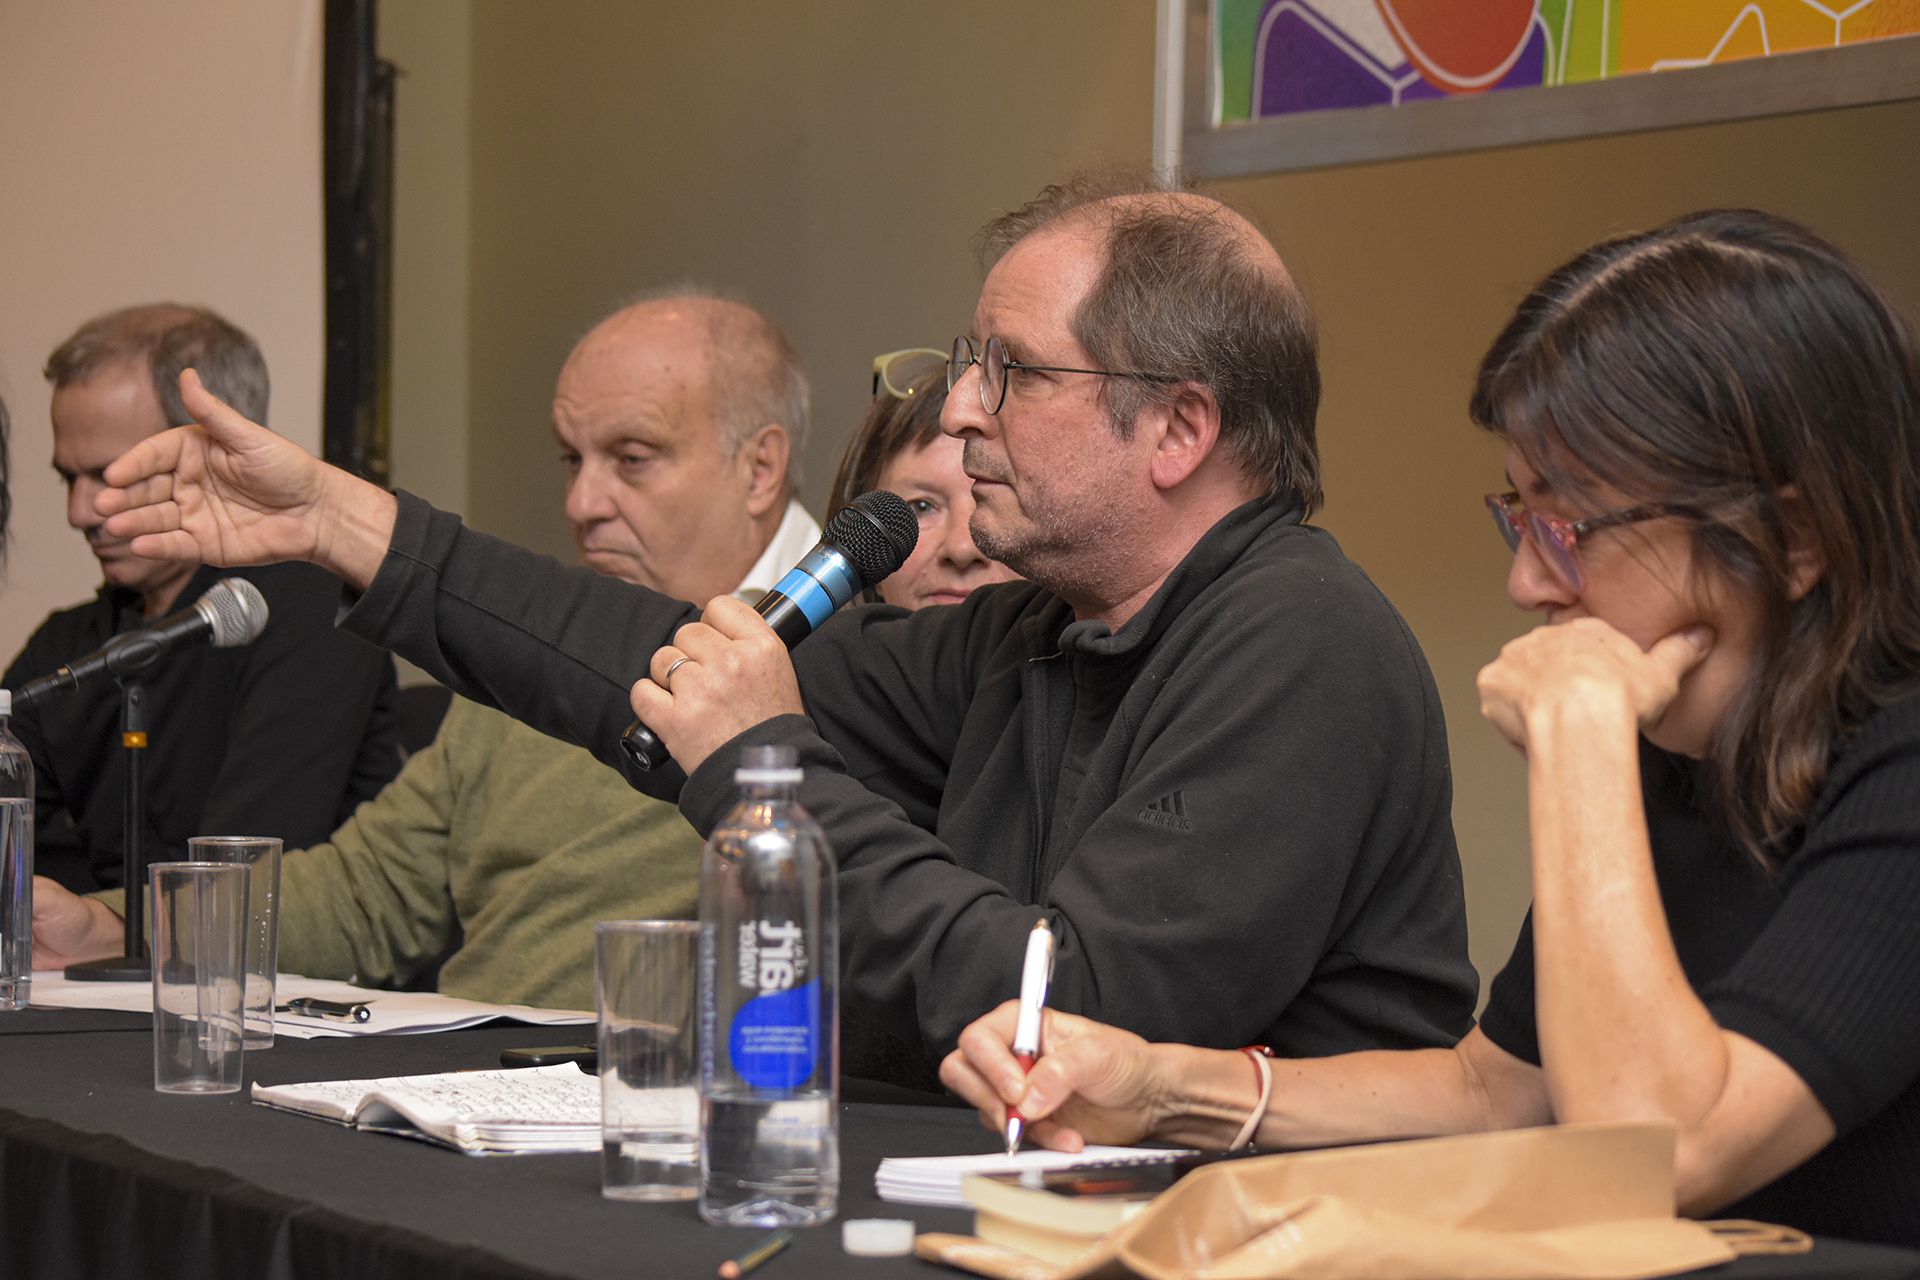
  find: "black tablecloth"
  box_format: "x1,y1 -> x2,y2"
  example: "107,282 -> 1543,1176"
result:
0,1011 -> 980,1279
1,1009 -> 1916,1280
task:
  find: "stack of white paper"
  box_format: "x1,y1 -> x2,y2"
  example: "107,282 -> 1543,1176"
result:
29,972 -> 592,1038
875,1146 -> 1193,1208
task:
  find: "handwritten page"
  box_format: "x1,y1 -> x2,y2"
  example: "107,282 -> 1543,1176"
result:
876,1146 -> 1194,1208
252,1064 -> 600,1154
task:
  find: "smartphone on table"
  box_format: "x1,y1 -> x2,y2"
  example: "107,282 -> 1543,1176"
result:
499,1044 -> 599,1071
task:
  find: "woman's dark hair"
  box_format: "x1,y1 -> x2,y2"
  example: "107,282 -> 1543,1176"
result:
1472,208 -> 1920,865
827,360 -> 948,519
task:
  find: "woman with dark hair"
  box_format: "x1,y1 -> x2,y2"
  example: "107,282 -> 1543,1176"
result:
940,210 -> 1920,1245
828,348 -> 1017,609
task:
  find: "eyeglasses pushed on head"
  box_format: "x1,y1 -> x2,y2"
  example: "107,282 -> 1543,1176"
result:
871,349 -> 948,401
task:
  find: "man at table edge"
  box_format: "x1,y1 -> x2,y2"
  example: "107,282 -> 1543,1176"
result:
6,303 -> 401,893
32,289 -> 820,1010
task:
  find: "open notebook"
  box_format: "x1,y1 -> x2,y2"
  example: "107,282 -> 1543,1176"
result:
251,1064 -> 601,1154
875,1146 -> 1195,1208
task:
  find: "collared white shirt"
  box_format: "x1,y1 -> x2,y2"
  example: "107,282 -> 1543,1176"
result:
733,499 -> 822,602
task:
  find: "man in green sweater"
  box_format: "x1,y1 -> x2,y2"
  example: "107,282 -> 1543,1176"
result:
29,291 -> 824,1010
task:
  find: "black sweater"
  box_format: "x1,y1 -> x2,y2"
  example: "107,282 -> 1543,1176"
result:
1480,694 -> 1920,1245
4,561 -> 402,891
345,491 -> 1478,1083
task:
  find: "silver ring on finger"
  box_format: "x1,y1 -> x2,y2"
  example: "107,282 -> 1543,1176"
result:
662,655 -> 693,692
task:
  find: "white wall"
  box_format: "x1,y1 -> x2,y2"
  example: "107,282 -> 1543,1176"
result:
0,1 -> 324,661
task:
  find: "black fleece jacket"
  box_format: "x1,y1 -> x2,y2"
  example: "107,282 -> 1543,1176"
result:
343,491 -> 1477,1084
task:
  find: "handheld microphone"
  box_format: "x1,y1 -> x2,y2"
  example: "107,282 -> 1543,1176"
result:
619,490 -> 918,771
17,577 -> 270,709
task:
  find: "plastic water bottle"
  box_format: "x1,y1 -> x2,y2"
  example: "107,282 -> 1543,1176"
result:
697,744 -> 838,1227
0,690 -> 34,1011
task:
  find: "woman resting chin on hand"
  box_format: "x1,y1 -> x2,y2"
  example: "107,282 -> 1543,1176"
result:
942,209 -> 1920,1249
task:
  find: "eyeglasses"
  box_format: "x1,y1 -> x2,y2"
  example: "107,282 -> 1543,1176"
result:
947,335 -> 1176,416
872,348 -> 948,400
1485,490 -> 1688,593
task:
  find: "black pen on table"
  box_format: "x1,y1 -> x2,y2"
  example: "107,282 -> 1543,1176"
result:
717,1228 -> 791,1279
276,997 -> 372,1024
1003,917 -> 1056,1155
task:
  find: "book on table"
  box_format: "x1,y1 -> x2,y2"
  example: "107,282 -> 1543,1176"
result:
250,1064 -> 603,1155
961,1152 -> 1241,1265
874,1145 -> 1196,1209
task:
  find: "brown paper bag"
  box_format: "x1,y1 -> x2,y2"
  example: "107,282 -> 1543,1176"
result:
916,1123 -> 1808,1280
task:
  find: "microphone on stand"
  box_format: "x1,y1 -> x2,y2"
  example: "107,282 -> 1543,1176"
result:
18,578 -> 269,708
48,577 -> 269,984
619,490 -> 919,771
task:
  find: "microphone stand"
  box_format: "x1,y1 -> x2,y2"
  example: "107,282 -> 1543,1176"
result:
64,677 -> 152,981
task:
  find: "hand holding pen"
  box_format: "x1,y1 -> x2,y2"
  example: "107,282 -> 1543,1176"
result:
1003,918 -> 1055,1154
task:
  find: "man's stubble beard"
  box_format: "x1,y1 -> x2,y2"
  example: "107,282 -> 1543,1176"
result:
969,480 -> 1130,608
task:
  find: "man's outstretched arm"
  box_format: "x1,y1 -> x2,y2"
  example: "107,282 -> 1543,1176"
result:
99,370 -> 397,590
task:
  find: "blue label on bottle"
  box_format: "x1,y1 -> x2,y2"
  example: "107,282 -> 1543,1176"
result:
728,979 -> 822,1090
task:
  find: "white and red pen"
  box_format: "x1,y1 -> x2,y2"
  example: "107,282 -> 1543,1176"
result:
1003,917 -> 1056,1155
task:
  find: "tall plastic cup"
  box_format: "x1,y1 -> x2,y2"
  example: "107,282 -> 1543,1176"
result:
150,861 -> 248,1094
596,919 -> 700,1200
188,837 -> 281,1048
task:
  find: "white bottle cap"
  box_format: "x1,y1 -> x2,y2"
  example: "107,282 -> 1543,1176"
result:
0,690 -> 10,716
841,1218 -> 915,1257
736,742 -> 802,786
733,766 -> 803,785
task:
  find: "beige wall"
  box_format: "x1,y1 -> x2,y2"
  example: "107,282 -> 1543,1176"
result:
381,1 -> 472,517
0,2 -> 324,662
396,4 -> 1918,993
453,1 -> 1158,560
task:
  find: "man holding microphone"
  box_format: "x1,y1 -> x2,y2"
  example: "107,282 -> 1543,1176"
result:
90,175 -> 1477,1088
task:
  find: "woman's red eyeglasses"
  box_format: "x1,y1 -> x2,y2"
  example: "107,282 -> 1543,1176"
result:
1484,491 -> 1687,593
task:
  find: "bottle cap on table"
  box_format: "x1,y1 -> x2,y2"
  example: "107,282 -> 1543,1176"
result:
842,1218 -> 915,1257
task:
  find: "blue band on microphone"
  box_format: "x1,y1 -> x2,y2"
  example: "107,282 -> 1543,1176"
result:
771,569 -> 834,628
772,548 -> 862,630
